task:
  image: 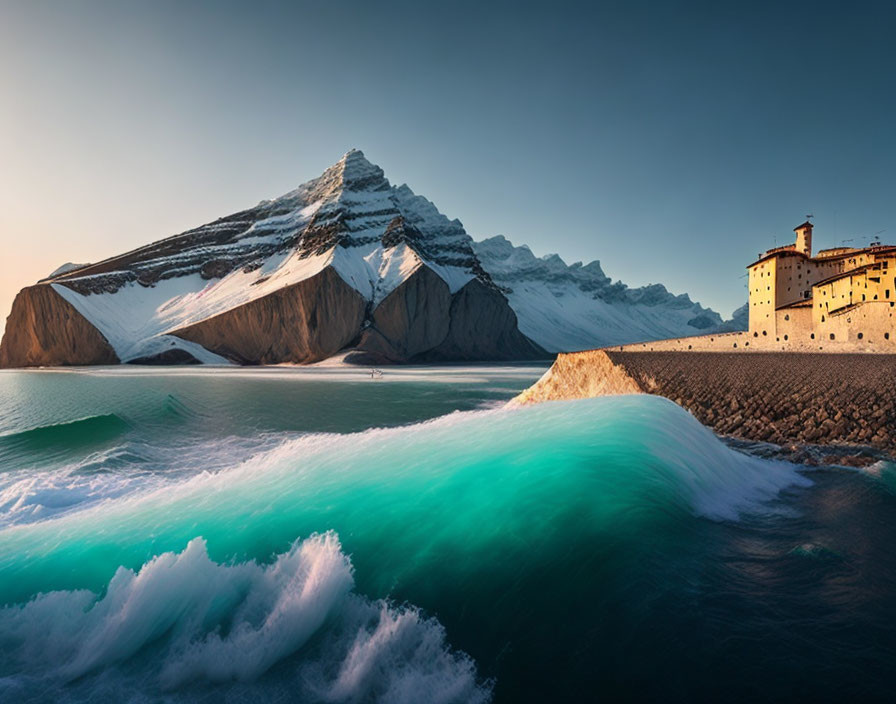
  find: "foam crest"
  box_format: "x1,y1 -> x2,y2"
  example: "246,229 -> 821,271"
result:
0,533 -> 490,703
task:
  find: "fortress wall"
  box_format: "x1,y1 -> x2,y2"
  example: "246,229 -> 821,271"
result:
613,318 -> 896,354
516,350 -> 896,455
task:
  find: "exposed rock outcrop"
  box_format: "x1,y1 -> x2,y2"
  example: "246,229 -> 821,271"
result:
0,285 -> 118,367
351,270 -> 546,363
170,267 -> 367,364
420,279 -> 546,362
353,265 -> 453,362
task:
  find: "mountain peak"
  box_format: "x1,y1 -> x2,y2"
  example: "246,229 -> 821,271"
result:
337,148 -> 387,188
306,148 -> 390,203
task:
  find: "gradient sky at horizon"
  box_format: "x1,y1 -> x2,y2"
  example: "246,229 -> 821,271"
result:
1,0 -> 894,336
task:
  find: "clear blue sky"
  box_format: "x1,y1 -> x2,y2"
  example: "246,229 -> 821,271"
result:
1,0 -> 894,332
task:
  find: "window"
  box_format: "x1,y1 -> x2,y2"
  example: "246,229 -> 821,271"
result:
762,330 -> 767,336
784,335 -> 789,340
886,333 -> 890,340
830,333 -> 835,340
811,333 -> 815,339
753,332 -> 758,337
858,333 -> 864,340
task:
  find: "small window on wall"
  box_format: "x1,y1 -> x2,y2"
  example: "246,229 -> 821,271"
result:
886,333 -> 891,340
830,333 -> 836,340
784,335 -> 789,340
762,331 -> 767,336
785,314 -> 790,321
811,333 -> 815,339
858,333 -> 864,339
887,290 -> 891,298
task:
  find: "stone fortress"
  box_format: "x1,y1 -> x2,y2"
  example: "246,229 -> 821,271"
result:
609,220 -> 896,352
749,220 -> 896,348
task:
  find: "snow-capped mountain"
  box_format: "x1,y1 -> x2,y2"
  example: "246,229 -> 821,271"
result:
0,149 -> 740,368
474,236 -> 732,352
1,150 -> 542,367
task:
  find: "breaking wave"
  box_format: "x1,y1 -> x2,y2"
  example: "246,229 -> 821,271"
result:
0,532 -> 491,704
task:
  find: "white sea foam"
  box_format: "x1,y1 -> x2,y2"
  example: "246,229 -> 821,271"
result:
0,533 -> 491,703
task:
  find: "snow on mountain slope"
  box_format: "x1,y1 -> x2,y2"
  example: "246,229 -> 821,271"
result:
45,150 -> 484,363
474,235 -> 730,353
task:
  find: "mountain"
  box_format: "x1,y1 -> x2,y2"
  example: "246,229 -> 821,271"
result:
0,150 -> 739,368
0,150 -> 544,367
714,302 -> 748,333
473,236 -> 734,352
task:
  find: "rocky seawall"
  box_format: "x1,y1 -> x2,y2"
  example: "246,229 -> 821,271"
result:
516,350 -> 896,459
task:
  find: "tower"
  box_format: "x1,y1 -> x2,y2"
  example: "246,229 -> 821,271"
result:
794,220 -> 813,256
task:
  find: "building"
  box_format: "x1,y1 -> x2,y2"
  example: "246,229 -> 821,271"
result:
747,221 -> 896,347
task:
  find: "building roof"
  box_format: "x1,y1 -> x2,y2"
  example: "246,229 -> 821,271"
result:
746,247 -> 807,268
794,221 -> 813,231
816,246 -> 858,257
813,264 -> 875,288
777,299 -> 813,310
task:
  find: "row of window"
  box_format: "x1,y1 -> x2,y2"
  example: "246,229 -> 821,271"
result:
756,331 -> 891,341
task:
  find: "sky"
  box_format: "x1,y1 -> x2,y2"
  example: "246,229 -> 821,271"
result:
1,0 -> 894,337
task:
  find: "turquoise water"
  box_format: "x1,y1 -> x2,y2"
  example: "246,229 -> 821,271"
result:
1,365 -> 895,702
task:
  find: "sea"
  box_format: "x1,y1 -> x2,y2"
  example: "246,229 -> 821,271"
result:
0,364 -> 894,703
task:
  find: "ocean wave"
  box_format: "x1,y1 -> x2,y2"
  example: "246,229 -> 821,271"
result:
0,397 -> 813,601
0,414 -> 131,456
0,532 -> 491,704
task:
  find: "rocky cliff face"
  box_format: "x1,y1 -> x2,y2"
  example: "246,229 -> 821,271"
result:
170,268 -> 367,364
0,285 -> 118,367
1,150 -> 545,367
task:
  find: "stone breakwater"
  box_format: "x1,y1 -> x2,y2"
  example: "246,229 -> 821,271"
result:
516,350 -> 896,459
